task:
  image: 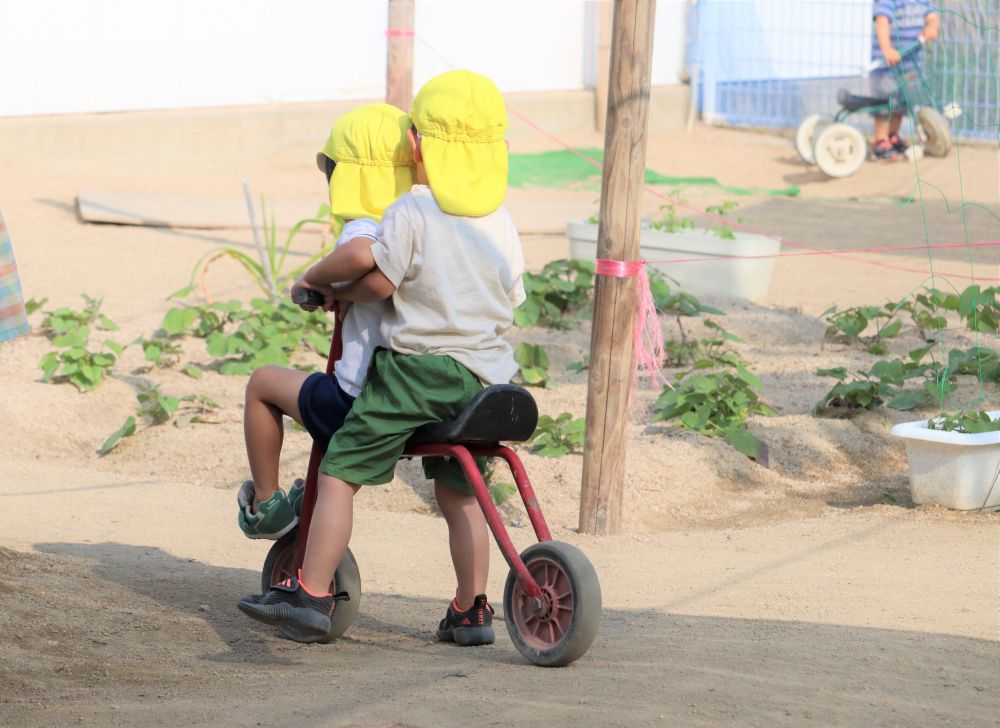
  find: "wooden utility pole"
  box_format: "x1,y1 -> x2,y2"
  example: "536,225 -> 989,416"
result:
386,0 -> 415,110
595,0 -> 613,132
579,0 -> 656,536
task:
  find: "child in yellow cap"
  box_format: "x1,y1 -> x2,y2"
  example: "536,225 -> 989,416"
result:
239,70 -> 525,647
236,103 -> 414,541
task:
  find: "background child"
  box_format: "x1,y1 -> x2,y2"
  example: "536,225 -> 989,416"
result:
870,0 -> 940,161
239,69 -> 525,648
237,103 -> 414,539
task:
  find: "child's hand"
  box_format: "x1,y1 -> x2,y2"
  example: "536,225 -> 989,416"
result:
884,47 -> 901,66
291,279 -> 335,312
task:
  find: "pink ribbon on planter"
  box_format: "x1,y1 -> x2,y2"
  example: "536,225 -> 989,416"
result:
595,258 -> 667,394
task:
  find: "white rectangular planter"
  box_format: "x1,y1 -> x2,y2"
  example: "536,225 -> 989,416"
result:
890,411 -> 1000,510
565,220 -> 781,302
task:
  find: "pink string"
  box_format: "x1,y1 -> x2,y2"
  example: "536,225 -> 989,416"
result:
386,29 -> 415,37
595,258 -> 668,394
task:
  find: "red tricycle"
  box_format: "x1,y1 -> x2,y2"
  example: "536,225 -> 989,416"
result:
261,290 -> 602,666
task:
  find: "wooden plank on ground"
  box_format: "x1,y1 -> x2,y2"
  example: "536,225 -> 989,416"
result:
76,190 -> 319,230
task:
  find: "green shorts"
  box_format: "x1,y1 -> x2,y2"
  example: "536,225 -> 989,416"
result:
320,349 -> 487,493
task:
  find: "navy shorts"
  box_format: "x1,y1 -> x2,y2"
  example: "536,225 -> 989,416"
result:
297,372 -> 356,452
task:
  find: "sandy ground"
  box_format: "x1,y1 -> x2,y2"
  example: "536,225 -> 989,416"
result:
1,112 -> 998,726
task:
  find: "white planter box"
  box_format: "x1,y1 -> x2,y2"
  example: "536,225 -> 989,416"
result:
565,220 -> 781,302
890,411 -> 1000,510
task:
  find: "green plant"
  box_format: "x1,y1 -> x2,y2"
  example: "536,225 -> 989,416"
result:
132,334 -> 183,368
704,199 -> 745,240
36,295 -> 118,338
483,462 -> 517,506
653,352 -> 775,460
814,345 -> 952,412
821,300 -> 906,355
514,343 -> 550,387
650,190 -> 695,234
928,410 -> 1000,434
900,285 -> 999,338
529,413 -> 586,457
948,346 -> 999,382
204,298 -> 333,375
39,325 -> 124,392
648,270 -> 724,317
186,200 -> 338,301
514,259 -> 595,329
566,354 -> 590,373
99,383 -> 221,455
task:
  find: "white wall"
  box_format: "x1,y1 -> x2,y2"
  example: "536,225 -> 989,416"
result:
0,0 -> 687,117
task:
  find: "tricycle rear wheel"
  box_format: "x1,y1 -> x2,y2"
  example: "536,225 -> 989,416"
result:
261,531 -> 361,643
795,114 -> 830,163
503,541 -> 601,667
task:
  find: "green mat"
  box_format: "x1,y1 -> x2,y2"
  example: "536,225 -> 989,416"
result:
508,148 -> 799,198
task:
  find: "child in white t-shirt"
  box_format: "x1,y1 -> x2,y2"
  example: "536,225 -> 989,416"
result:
239,70 -> 525,648
236,103 -> 414,539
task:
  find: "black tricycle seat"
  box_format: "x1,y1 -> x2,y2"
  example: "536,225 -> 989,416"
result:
837,88 -> 889,112
409,384 -> 538,444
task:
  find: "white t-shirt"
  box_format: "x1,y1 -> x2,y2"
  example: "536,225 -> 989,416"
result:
371,185 -> 526,385
333,218 -> 386,397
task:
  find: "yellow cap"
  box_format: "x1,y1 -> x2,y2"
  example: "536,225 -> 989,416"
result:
410,70 -> 508,217
317,103 -> 415,222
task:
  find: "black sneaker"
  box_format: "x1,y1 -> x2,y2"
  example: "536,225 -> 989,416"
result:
889,132 -> 909,155
237,570 -> 343,636
872,139 -> 899,162
436,594 -> 495,646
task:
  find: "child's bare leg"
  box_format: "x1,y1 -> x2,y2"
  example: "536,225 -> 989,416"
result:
874,115 -> 890,141
889,112 -> 904,136
244,366 -> 310,506
300,473 -> 360,594
435,480 -> 490,608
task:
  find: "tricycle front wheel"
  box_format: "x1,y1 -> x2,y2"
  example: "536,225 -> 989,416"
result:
917,107 -> 952,157
261,531 -> 361,643
503,541 -> 601,667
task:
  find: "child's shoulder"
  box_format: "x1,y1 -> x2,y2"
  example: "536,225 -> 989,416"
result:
336,217 -> 381,247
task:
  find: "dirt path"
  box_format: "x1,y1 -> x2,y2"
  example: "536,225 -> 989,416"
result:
2,462 -> 997,727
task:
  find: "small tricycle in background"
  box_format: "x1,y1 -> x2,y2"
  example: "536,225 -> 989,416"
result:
262,288 -> 603,667
795,39 -> 958,178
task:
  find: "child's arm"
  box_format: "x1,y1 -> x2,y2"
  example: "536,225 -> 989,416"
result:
875,15 -> 901,66
303,237 -> 377,287
923,12 -> 940,42
334,269 -> 397,303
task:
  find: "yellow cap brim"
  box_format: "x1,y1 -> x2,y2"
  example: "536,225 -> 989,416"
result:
420,136 -> 507,217
328,161 -> 415,222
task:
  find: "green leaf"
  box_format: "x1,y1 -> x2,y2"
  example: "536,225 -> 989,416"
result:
163,307 -> 199,335
723,428 -> 764,460
143,343 -> 162,363
105,339 -> 125,356
98,416 -> 136,455
536,445 -> 569,458
181,364 -> 203,379
880,319 -> 903,338
887,389 -> 929,410
488,481 -> 517,506
39,351 -> 60,380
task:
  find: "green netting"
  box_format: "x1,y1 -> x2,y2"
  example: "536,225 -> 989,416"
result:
508,147 -> 801,197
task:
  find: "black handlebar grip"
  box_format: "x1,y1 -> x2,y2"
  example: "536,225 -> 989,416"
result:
292,288 -> 325,307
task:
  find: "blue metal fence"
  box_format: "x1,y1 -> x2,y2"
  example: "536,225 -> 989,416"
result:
693,0 -> 998,141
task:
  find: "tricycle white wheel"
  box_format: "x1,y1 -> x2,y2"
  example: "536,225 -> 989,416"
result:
917,107 -> 952,157
813,123 -> 867,178
795,114 -> 830,164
